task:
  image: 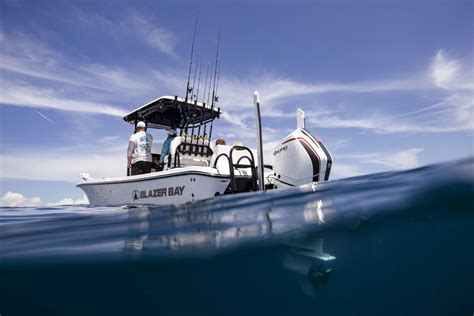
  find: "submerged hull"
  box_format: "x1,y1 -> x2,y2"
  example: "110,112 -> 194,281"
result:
77,167 -> 231,207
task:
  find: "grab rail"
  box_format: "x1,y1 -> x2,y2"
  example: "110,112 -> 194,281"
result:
212,146 -> 257,193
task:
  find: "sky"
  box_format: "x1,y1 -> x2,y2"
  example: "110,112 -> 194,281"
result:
0,0 -> 473,206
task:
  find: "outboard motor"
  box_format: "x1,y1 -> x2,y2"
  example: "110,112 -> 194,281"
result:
272,109 -> 332,188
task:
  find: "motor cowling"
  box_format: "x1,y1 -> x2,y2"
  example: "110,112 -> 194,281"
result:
272,128 -> 332,188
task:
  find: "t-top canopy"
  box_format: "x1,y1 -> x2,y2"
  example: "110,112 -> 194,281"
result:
123,96 -> 221,130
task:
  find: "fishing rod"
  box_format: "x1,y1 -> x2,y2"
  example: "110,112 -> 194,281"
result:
191,54 -> 199,101
202,62 -> 214,144
210,29 -> 221,109
208,29 -> 221,142
184,12 -> 199,103
201,63 -> 210,104
191,56 -> 203,138
197,63 -> 210,142
208,62 -> 220,141
186,52 -> 199,135
215,62 -> 221,103
206,63 -> 213,106
195,56 -> 203,102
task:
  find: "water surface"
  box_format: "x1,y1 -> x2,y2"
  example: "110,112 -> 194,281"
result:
1,158 -> 473,315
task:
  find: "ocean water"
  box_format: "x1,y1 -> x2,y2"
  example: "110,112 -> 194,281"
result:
1,158 -> 473,316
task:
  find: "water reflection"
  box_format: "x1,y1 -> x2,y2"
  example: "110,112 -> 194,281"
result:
124,185 -> 332,254
124,192 -> 336,292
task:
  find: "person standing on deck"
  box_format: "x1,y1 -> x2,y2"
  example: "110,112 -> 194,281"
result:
127,121 -> 153,175
159,128 -> 177,165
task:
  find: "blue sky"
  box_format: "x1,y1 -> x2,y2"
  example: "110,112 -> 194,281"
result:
0,0 -> 473,206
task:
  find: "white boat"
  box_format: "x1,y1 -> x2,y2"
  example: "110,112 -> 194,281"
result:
77,95 -> 332,207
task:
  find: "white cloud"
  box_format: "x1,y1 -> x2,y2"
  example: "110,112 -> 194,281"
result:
0,30 -> 156,116
0,80 -> 128,117
304,49 -> 473,134
47,195 -> 89,206
0,145 -> 125,182
367,148 -> 424,169
431,50 -> 463,90
337,148 -> 424,170
306,108 -> 473,134
2,28 -> 471,136
1,191 -> 41,207
151,50 -> 472,135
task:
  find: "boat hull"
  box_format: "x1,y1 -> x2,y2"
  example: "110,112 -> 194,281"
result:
77,168 -> 231,207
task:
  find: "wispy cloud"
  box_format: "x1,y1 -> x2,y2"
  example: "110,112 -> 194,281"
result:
0,30 -> 150,117
3,24 -> 471,136
151,49 -> 473,136
431,49 -> 473,91
302,50 -> 474,134
0,145 -> 126,181
327,147 -> 425,180
366,148 -> 424,169
129,11 -> 178,58
0,30 -> 157,94
336,148 -> 424,170
0,79 -> 128,117
72,8 -> 178,58
431,50 -> 462,89
35,110 -> 55,124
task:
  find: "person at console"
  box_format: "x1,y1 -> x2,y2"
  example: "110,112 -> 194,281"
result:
127,121 -> 153,175
159,128 -> 178,165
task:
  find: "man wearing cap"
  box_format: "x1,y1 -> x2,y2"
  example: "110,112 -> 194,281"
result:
159,128 -> 177,165
127,121 -> 153,175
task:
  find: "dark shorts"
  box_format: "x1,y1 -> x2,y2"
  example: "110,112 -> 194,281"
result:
131,161 -> 152,176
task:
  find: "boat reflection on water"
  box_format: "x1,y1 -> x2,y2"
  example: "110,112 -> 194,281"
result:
124,183 -> 337,292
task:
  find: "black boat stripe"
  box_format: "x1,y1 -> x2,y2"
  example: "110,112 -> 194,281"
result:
298,140 -> 320,182
318,140 -> 332,181
300,129 -> 320,148
301,129 -> 332,181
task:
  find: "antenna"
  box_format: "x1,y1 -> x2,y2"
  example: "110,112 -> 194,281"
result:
185,12 -> 199,102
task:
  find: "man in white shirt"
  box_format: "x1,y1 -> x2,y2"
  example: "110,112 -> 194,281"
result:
127,121 -> 153,176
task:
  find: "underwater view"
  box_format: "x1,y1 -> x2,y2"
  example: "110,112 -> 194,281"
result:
1,158 -> 473,315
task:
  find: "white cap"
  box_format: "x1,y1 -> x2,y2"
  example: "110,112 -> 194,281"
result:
136,121 -> 146,128
168,128 -> 177,135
